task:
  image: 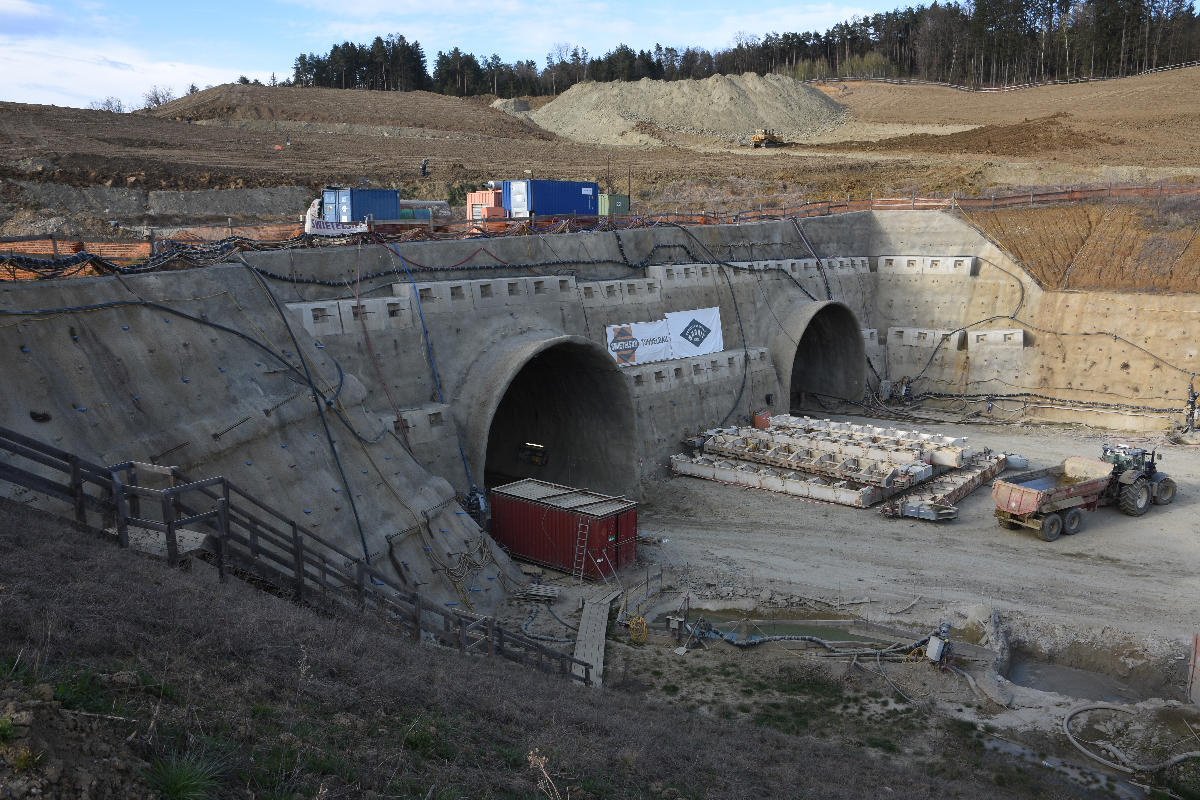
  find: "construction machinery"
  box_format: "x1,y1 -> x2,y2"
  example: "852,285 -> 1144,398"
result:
992,444 -> 1175,541
750,129 -> 784,148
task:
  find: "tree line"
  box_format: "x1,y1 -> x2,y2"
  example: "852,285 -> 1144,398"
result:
287,0 -> 1200,96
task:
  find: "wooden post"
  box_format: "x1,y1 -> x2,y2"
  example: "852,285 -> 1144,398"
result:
128,464 -> 139,518
111,471 -> 130,548
51,235 -> 59,258
457,616 -> 466,653
67,455 -> 85,525
496,626 -> 505,657
162,492 -> 179,568
215,498 -> 229,583
487,617 -> 495,657
355,563 -> 366,607
411,594 -> 422,642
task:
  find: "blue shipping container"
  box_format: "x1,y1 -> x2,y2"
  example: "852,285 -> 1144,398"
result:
500,180 -> 599,218
321,188 -> 403,222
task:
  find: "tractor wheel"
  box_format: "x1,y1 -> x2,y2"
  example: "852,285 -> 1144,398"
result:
1119,478 -> 1151,516
1153,478 -> 1176,506
1038,513 -> 1063,542
1062,507 -> 1085,535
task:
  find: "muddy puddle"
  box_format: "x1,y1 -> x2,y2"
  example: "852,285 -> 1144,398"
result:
651,610 -> 902,645
1004,649 -> 1147,703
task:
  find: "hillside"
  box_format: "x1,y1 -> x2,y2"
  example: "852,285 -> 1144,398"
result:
961,197 -> 1200,292
813,66 -> 1200,167
0,499 -> 1061,799
152,83 -> 551,141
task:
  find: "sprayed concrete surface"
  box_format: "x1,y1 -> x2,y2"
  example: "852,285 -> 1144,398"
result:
3,210 -> 1199,614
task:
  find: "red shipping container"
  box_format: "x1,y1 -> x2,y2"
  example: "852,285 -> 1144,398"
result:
490,479 -> 637,581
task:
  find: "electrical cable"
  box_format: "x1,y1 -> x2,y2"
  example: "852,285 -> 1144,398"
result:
351,245 -> 413,454
241,263 -> 374,566
1063,704 -> 1200,774
383,243 -> 478,493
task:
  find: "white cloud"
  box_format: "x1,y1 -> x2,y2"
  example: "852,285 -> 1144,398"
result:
0,35 -> 272,108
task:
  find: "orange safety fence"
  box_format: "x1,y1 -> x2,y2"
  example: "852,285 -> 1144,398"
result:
169,222 -> 304,241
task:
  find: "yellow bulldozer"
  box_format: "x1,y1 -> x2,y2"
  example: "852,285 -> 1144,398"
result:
750,129 -> 784,148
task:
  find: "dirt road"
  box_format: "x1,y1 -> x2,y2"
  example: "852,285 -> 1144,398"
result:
641,416 -> 1199,646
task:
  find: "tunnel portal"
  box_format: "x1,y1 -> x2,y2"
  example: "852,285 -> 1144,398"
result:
483,341 -> 635,496
787,302 -> 866,411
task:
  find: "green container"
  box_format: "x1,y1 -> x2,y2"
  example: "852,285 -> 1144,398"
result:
599,193 -> 629,216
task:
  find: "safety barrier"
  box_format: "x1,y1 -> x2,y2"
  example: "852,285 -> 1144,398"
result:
0,425 -> 593,686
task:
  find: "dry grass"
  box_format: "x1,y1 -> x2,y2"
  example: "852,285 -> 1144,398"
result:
0,498 -> 1065,798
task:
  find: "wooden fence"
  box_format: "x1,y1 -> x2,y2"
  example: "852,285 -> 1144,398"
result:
0,425 -> 592,685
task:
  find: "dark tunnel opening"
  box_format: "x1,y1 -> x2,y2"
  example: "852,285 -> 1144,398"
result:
789,303 -> 866,411
484,342 -> 636,496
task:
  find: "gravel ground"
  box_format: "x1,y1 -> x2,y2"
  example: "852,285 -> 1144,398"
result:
640,415 -> 1199,646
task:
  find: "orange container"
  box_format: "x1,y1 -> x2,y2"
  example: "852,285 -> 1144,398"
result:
481,206 -> 507,218
752,410 -> 772,430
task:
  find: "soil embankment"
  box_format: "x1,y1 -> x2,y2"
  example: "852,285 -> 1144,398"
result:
962,198 -> 1200,292
495,73 -> 846,147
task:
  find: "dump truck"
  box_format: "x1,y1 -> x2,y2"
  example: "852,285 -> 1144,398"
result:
750,129 -> 783,148
992,444 -> 1175,541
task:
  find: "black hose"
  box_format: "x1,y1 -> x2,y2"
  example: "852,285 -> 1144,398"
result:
243,263 -> 373,565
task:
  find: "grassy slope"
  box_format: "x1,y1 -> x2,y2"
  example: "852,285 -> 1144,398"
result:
0,498 -> 1064,799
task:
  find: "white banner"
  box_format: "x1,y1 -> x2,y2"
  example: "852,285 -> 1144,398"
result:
605,319 -> 672,366
666,307 -> 723,358
305,218 -> 368,236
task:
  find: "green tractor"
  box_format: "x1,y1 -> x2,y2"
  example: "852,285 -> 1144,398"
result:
1099,443 -> 1176,515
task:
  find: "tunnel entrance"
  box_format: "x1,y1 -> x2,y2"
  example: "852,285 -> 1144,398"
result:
788,302 -> 866,411
484,341 -> 635,496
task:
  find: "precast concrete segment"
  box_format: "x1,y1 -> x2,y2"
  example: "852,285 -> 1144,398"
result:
670,454 -> 884,506
767,416 -> 968,467
703,433 -> 933,488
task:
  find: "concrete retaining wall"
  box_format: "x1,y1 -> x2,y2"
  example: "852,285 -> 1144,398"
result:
2,209 -> 1195,604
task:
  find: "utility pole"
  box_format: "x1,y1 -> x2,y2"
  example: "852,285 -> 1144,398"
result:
627,165 -> 632,215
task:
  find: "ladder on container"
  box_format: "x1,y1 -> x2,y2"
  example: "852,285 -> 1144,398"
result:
571,518 -> 590,585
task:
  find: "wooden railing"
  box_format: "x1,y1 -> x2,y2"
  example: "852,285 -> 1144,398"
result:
0,425 -> 592,685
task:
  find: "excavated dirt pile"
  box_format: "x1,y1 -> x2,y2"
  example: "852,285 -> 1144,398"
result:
497,73 -> 847,147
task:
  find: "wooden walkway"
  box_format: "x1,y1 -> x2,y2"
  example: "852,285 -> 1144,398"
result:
572,588 -> 622,686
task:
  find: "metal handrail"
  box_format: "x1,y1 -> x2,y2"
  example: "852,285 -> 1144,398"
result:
0,425 -> 593,685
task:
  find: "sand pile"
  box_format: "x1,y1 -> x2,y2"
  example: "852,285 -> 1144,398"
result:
494,73 -> 846,147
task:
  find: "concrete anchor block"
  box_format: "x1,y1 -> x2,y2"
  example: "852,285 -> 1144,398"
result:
287,301 -> 344,337
337,299 -> 388,331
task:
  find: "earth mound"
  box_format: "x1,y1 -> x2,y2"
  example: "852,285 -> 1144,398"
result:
150,83 -> 550,140
495,73 -> 847,147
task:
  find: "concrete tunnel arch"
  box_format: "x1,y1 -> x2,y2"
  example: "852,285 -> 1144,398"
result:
768,300 -> 866,411
455,333 -> 638,497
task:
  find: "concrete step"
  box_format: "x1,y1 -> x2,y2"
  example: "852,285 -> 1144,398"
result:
106,525 -> 210,561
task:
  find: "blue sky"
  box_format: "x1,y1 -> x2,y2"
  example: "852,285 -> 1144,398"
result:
0,0 -> 883,109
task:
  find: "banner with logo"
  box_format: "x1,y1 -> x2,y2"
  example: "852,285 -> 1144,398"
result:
304,218 -> 369,236
605,319 -> 672,366
666,307 -> 723,358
